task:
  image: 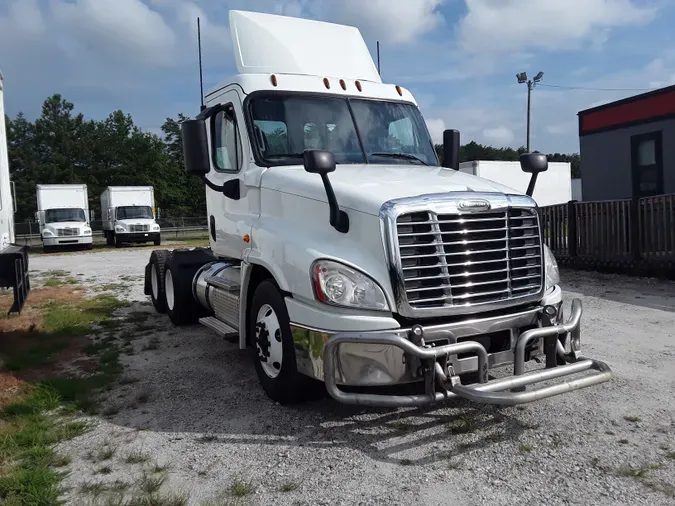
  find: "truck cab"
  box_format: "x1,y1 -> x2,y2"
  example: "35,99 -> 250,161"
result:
36,184 -> 93,252
145,10 -> 611,407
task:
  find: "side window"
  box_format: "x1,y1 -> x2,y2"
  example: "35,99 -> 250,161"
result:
213,105 -> 242,171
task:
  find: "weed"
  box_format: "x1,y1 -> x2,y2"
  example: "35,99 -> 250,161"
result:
516,405 -> 528,411
519,443 -> 533,453
446,458 -> 462,470
97,465 -> 113,475
666,451 -> 675,460
619,463 -> 663,478
97,444 -> 118,461
51,454 -> 72,467
153,462 -> 170,473
623,415 -> 642,423
136,391 -> 151,404
281,482 -> 300,492
80,480 -> 108,496
124,450 -> 151,464
448,413 -> 478,434
95,283 -> 129,292
126,492 -> 189,506
139,472 -> 166,494
400,459 -> 413,466
230,480 -> 255,497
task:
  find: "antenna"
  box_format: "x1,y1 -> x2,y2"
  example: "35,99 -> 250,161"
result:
376,41 -> 381,75
197,17 -> 205,111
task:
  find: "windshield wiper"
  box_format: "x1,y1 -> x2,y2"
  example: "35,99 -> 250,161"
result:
265,153 -> 304,159
370,152 -> 428,165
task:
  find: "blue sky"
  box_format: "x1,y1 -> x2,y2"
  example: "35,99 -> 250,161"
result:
2,0 -> 674,154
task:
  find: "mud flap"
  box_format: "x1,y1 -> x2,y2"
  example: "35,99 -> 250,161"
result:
0,244 -> 30,314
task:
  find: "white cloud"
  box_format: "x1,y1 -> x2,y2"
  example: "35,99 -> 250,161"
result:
483,126 -> 515,146
458,0 -> 656,53
425,118 -> 446,144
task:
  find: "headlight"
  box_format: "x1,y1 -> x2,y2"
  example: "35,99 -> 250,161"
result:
83,228 -> 92,235
42,230 -> 53,237
115,225 -> 125,232
544,245 -> 560,290
152,224 -> 160,231
311,259 -> 389,311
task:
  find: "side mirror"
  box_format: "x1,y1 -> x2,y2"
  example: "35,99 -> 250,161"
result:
441,129 -> 460,170
520,153 -> 548,197
302,150 -> 348,233
181,119 -> 210,176
303,150 -> 336,175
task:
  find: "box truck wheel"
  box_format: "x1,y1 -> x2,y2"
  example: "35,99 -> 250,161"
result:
164,256 -> 202,326
114,234 -> 123,248
249,280 -> 323,404
106,232 -> 114,246
149,250 -> 169,313
154,236 -> 161,246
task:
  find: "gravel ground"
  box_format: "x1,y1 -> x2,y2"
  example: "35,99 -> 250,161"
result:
29,247 -> 675,506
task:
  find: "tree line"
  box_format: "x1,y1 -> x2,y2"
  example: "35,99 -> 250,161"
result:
5,94 -> 580,222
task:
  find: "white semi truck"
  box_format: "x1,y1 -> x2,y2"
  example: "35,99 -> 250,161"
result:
36,184 -> 93,251
0,70 -> 30,313
100,186 -> 160,247
144,11 -> 611,407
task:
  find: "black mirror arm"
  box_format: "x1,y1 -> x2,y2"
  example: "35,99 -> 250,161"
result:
320,173 -> 349,233
526,173 -> 538,197
201,176 -> 240,200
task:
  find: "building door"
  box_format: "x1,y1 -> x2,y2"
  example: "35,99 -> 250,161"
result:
631,131 -> 663,197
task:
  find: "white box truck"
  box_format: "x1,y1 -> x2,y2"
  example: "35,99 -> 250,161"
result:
36,184 -> 93,251
143,11 -> 611,408
0,69 -> 30,313
459,160 -> 572,207
100,186 -> 160,247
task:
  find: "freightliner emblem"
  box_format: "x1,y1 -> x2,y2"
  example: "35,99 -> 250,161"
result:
457,199 -> 491,212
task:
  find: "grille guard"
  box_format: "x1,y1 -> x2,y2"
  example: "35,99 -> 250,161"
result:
323,299 -> 612,407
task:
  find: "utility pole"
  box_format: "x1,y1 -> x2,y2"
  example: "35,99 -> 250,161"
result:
517,71 -> 544,152
376,41 -> 381,75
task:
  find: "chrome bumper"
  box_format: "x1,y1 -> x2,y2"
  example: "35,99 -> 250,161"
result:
322,299 -> 612,407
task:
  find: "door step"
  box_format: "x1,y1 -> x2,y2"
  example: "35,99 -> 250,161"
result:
199,317 -> 238,343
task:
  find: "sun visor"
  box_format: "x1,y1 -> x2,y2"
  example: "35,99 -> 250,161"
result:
229,10 -> 382,83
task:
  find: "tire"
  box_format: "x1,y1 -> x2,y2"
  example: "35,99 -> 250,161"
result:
86,243 -> 93,250
154,236 -> 161,246
43,245 -> 53,254
114,234 -> 123,248
249,279 -> 322,404
164,252 -> 209,326
106,232 -> 114,246
149,250 -> 169,313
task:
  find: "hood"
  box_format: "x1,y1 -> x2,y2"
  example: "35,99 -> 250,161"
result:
260,164 -> 527,216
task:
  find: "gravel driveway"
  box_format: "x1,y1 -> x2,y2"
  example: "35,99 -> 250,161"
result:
29,247 -> 675,505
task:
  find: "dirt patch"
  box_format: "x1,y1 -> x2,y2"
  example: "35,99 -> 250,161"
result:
0,286 -> 83,333
0,373 -> 26,410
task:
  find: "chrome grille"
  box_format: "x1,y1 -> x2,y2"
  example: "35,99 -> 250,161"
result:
395,208 -> 543,311
129,224 -> 150,232
57,228 -> 79,236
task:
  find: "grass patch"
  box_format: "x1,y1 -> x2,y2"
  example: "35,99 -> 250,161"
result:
623,415 -> 642,423
139,472 -> 166,494
230,480 -> 254,497
44,277 -> 79,287
280,482 -> 299,492
124,450 -> 151,464
96,466 -> 113,475
619,463 -> 663,479
97,444 -> 118,461
519,443 -> 533,453
448,413 -> 479,434
127,492 -> 189,506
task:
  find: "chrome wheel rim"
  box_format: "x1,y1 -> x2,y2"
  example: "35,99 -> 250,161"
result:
255,304 -> 283,379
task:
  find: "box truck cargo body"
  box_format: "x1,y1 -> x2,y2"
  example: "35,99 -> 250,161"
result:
0,69 -> 30,312
459,160 -> 572,207
36,184 -> 93,250
100,186 -> 160,247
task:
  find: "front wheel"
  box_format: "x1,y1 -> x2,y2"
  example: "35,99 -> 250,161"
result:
249,280 -> 322,404
114,234 -> 123,248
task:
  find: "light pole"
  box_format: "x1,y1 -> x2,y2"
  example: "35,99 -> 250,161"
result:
516,71 -> 544,152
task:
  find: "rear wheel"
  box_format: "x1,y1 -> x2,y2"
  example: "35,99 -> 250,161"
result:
164,249 -> 214,326
149,250 -> 169,313
250,279 -> 322,404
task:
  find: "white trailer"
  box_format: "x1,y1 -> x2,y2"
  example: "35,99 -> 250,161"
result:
100,186 -> 160,247
0,70 -> 30,313
36,184 -> 93,251
459,160 -> 572,207
143,10 -> 611,408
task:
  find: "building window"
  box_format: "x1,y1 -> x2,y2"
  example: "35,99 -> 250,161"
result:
631,131 -> 663,197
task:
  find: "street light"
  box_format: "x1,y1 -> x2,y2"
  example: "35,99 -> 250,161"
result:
516,71 -> 544,152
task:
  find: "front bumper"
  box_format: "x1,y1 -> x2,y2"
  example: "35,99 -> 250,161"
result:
43,235 -> 92,246
298,299 -> 612,407
116,232 -> 159,242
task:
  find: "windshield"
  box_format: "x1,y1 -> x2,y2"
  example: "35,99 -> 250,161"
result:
249,95 -> 438,166
116,206 -> 153,220
45,208 -> 86,223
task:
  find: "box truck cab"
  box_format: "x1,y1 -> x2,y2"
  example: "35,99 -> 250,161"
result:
36,184 -> 93,251
101,186 -> 160,247
144,11 -> 611,407
0,70 -> 30,313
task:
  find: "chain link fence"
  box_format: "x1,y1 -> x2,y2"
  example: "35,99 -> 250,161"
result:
14,217 -> 208,246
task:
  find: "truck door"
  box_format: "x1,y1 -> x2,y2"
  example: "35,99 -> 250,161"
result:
205,90 -> 253,260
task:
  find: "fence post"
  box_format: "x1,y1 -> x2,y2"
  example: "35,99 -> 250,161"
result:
567,200 -> 578,258
630,196 -> 641,262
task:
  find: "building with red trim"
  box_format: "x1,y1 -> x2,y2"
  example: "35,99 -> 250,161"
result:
578,85 -> 675,201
